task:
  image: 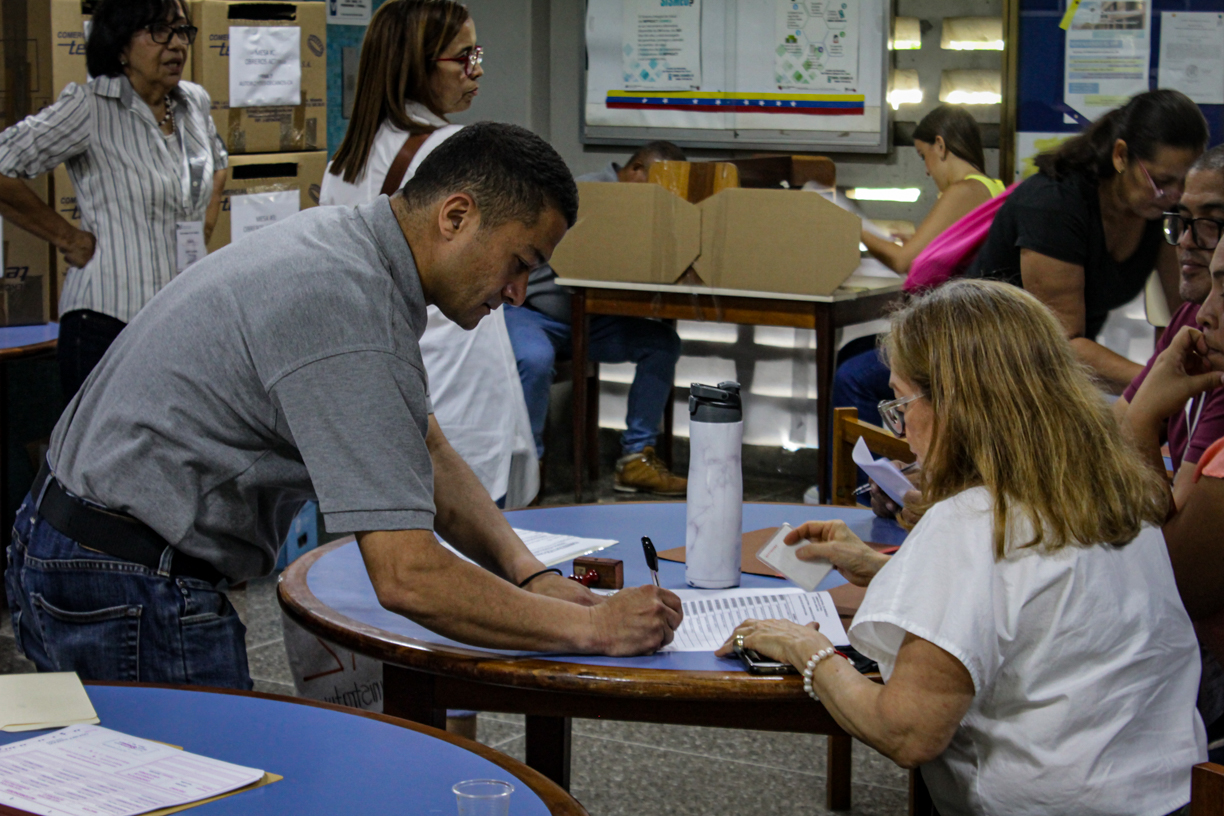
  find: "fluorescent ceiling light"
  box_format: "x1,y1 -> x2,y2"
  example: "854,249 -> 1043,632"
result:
890,17 -> 922,50
887,68 -> 922,110
846,188 -> 922,203
941,17 -> 1004,50
939,69 -> 1002,105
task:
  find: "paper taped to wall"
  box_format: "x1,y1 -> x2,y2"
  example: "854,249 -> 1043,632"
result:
229,25 -> 302,107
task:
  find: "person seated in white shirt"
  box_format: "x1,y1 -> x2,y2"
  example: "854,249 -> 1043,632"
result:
719,279 -> 1206,816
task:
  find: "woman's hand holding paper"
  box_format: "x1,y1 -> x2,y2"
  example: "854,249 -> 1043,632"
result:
784,521 -> 890,587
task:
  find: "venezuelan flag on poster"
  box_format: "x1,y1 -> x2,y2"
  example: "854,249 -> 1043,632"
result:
605,90 -> 866,115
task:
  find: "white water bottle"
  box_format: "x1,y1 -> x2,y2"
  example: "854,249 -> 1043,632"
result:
685,382 -> 743,588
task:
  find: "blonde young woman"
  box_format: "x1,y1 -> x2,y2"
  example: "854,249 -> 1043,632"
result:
720,280 -> 1205,816
320,0 -> 537,507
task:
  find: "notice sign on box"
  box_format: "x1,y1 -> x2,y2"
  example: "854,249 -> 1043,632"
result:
230,190 -> 300,240
229,26 -> 301,107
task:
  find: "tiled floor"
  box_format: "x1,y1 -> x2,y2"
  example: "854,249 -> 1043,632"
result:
0,473 -> 908,815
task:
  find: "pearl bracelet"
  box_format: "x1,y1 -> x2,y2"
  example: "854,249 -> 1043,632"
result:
802,647 -> 839,702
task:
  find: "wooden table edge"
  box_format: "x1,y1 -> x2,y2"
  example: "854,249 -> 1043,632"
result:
79,680 -> 587,816
0,338 -> 57,362
279,534 -> 834,701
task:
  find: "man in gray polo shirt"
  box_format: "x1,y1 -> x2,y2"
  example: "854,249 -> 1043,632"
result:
6,123 -> 682,688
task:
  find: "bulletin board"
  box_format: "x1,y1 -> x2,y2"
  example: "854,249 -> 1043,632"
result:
582,0 -> 892,153
1009,0 -> 1224,180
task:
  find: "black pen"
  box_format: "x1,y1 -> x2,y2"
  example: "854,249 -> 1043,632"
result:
641,536 -> 661,587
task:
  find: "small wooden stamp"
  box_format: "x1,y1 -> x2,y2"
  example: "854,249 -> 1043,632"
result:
572,556 -> 624,590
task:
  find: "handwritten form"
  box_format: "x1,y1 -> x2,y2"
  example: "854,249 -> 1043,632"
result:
0,724 -> 264,816
660,588 -> 849,652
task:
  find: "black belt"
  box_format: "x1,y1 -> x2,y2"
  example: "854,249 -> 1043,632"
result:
33,461 -> 225,586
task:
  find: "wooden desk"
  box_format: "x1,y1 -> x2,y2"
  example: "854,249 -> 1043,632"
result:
0,682 -> 581,815
561,277 -> 905,502
278,501 -> 908,812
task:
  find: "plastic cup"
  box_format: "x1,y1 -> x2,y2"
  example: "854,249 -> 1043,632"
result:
453,779 -> 514,816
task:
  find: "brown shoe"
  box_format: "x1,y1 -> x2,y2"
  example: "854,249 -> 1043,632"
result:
614,447 -> 687,496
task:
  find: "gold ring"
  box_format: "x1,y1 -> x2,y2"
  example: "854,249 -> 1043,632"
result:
733,634 -> 745,650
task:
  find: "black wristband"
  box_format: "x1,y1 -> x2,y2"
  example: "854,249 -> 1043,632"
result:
517,568 -> 563,588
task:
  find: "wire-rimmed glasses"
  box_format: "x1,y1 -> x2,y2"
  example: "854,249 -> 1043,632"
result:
877,394 -> 924,437
435,45 -> 484,78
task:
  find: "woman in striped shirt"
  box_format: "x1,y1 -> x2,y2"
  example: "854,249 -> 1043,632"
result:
0,0 -> 228,399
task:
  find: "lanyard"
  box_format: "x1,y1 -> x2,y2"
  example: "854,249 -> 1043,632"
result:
1185,395 -> 1206,442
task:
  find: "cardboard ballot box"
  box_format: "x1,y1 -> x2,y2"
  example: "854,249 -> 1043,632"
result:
550,181 -> 862,297
208,151 -> 325,252
694,188 -> 861,297
549,182 -> 701,286
1,177 -> 53,326
190,0 -> 326,154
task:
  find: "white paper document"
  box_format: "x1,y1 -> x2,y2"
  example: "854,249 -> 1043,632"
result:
1158,12 -> 1224,104
756,524 -> 835,592
621,0 -> 702,91
0,724 -> 264,816
776,0 -> 860,91
230,190 -> 300,241
327,0 -> 372,26
1063,1 -> 1151,121
440,529 -> 616,568
0,673 -> 98,733
661,587 -> 848,652
852,437 -> 915,506
229,26 -> 301,107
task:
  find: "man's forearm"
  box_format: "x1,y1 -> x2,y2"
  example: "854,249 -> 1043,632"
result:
428,416 -> 542,584
1070,337 -> 1142,394
358,530 -> 594,651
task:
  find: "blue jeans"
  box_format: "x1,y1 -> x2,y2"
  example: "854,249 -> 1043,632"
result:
832,340 -> 893,429
5,494 -> 252,688
504,305 -> 680,457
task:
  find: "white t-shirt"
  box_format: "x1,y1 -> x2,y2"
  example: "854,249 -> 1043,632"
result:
318,112 -> 538,505
850,487 -> 1206,816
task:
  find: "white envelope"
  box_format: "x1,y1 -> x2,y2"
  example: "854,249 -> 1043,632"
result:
756,523 -> 835,592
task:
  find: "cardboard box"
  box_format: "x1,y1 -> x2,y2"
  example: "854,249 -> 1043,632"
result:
0,0 -> 55,131
549,182 -> 700,285
0,177 -> 52,326
191,0 -> 326,154
694,188 -> 861,296
208,150 -> 324,252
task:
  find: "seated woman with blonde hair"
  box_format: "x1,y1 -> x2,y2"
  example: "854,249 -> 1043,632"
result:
719,279 -> 1205,816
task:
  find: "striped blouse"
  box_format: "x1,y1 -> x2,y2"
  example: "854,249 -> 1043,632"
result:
0,74 -> 227,323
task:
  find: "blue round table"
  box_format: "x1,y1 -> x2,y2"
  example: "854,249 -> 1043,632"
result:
0,683 -> 582,815
279,501 -> 906,811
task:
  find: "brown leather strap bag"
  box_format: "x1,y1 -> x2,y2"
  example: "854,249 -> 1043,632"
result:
379,132 -> 432,197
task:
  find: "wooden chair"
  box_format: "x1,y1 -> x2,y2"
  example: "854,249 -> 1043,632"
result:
1193,762 -> 1224,816
727,154 -> 836,190
831,407 -> 915,507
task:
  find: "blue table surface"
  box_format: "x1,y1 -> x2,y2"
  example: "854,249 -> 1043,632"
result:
307,502 -> 907,673
0,322 -> 57,350
0,685 -> 551,816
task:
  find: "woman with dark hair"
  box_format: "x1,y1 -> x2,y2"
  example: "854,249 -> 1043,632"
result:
862,104 -> 1004,276
968,89 -> 1208,392
320,0 -> 538,514
0,0 -> 227,400
835,105 -> 1005,437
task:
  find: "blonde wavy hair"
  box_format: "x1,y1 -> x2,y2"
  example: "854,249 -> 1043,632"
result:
883,279 -> 1167,558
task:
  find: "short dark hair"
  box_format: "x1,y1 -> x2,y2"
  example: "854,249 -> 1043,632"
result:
1035,89 -> 1209,181
401,122 -> 579,228
629,140 -> 686,166
912,104 -> 986,174
87,0 -> 189,79
1191,143 -> 1224,176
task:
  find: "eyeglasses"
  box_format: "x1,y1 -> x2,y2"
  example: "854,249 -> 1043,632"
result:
145,23 -> 197,45
435,45 -> 483,78
877,393 -> 924,438
1163,212 -> 1224,250
1137,160 -> 1180,204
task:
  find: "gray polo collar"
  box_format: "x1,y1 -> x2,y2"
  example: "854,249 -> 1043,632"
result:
359,197 -> 429,339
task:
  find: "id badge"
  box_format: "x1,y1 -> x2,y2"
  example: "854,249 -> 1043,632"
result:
176,221 -> 206,272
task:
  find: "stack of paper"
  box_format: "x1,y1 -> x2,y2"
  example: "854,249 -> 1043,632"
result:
441,529 -> 617,568
0,724 -> 269,816
0,673 -> 99,733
